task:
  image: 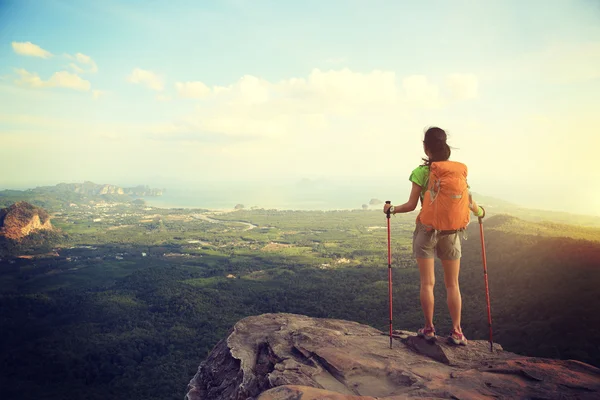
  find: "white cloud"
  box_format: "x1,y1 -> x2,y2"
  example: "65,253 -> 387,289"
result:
68,52 -> 98,73
149,69 -> 484,162
149,69 -> 482,150
155,94 -> 172,102
128,68 -> 163,91
69,63 -> 85,74
12,41 -> 52,58
402,75 -> 442,108
14,69 -> 44,88
14,69 -> 91,91
163,69 -> 403,143
175,81 -> 211,98
307,68 -> 398,106
49,71 -> 91,91
445,74 -> 478,101
11,42 -> 98,73
215,75 -> 271,106
92,90 -> 108,99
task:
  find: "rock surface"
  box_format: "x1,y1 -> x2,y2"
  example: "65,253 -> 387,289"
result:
0,201 -> 52,240
185,313 -> 600,400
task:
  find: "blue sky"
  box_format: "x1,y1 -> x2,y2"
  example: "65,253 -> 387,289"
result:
1,0 -> 599,214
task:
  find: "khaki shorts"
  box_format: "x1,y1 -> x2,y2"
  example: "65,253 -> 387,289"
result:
412,221 -> 462,260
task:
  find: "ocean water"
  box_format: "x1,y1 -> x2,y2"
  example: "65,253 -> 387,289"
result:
143,181 -> 402,211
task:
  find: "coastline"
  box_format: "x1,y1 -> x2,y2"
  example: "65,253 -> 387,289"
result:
142,197 -> 372,213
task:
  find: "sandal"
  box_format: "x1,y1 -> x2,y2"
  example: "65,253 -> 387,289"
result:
447,329 -> 468,346
417,326 -> 436,341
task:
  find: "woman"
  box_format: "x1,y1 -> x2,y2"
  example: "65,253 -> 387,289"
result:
383,127 -> 485,345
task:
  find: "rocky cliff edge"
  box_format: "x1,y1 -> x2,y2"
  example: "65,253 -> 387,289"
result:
185,313 -> 600,400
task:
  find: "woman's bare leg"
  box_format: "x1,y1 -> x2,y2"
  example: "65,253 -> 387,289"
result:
417,257 -> 435,328
442,258 -> 462,333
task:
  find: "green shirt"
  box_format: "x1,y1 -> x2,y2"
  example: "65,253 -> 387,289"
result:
409,165 -> 429,204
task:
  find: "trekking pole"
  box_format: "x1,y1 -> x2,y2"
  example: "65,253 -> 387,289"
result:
478,207 -> 494,352
385,201 -> 393,349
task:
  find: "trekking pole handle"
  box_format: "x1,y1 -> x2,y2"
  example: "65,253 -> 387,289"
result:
478,206 -> 486,224
385,201 -> 391,218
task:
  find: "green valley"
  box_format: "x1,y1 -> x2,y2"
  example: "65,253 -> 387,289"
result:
1,197 -> 599,400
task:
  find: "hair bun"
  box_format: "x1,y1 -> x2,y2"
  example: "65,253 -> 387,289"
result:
422,126 -> 451,165
432,130 -> 447,142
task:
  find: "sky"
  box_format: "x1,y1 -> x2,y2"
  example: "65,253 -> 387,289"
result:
1,0 -> 599,215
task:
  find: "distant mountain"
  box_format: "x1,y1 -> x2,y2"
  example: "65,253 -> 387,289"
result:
470,191 -> 517,208
469,192 -> 600,228
479,213 -> 600,241
0,182 -> 165,212
35,181 -> 164,197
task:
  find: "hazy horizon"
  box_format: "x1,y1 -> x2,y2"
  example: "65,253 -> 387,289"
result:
2,177 -> 597,218
2,0 -> 599,215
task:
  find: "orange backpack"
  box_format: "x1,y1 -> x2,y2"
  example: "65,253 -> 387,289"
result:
418,161 -> 471,232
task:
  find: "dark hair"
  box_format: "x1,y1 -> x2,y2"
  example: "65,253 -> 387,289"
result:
422,126 -> 451,166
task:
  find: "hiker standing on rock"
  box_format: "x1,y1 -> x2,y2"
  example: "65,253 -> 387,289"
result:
384,127 -> 485,345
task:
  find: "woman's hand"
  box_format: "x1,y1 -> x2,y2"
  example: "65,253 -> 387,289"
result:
383,203 -> 394,214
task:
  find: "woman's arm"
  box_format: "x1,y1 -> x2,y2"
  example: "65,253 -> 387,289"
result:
469,193 -> 485,217
383,183 -> 422,214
